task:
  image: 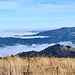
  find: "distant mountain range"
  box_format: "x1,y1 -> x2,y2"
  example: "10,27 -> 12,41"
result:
34,27 -> 75,44
0,27 -> 75,46
17,44 -> 75,58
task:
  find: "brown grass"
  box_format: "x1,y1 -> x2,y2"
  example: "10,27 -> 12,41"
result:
0,56 -> 75,75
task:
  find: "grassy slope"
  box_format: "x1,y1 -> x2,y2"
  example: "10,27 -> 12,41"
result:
0,56 -> 75,75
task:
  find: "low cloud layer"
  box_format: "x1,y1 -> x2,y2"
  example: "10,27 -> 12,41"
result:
59,41 -> 75,47
0,43 -> 55,57
0,41 -> 75,57
17,36 -> 50,39
0,30 -> 38,38
0,30 -> 50,39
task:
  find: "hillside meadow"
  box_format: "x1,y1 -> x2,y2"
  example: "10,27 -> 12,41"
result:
0,56 -> 75,75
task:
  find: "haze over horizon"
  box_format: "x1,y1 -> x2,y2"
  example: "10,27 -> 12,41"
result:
0,0 -> 75,30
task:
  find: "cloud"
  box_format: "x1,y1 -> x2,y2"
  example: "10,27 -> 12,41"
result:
0,30 -> 50,39
59,41 -> 75,47
0,41 -> 75,57
0,43 -> 55,57
0,0 -> 75,30
0,30 -> 38,37
0,0 -> 74,19
35,4 -> 75,13
0,0 -> 75,12
17,36 -> 50,39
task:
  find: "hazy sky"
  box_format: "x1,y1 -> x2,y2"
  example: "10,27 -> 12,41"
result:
0,0 -> 75,30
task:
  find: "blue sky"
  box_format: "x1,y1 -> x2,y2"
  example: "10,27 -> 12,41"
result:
0,0 -> 75,30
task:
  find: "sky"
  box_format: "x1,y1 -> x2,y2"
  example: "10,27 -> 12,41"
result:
0,0 -> 75,30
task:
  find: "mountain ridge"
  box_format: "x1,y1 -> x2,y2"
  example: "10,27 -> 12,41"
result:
17,44 -> 75,58
0,27 -> 75,46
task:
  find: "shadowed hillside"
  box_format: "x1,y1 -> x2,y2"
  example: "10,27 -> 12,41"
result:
17,44 -> 75,58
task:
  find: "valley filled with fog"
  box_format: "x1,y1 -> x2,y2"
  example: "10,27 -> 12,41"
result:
0,28 -> 75,56
0,41 -> 75,56
0,30 -> 52,56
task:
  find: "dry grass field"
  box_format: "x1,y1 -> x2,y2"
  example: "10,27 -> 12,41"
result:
0,56 -> 75,75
